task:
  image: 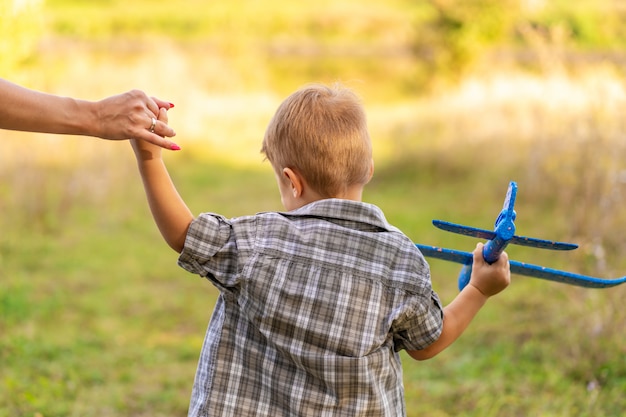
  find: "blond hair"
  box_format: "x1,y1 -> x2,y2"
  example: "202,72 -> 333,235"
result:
261,84 -> 372,197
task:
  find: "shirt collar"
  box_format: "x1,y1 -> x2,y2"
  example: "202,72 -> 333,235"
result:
281,198 -> 395,232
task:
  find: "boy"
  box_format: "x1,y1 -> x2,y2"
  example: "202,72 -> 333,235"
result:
131,84 -> 510,416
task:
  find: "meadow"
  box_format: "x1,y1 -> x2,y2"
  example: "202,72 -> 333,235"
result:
1,1 -> 626,416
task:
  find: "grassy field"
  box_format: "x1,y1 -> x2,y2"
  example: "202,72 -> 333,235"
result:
3,141 -> 626,417
2,1 -> 626,416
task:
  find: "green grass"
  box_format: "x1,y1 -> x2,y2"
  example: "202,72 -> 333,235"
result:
2,148 -> 625,416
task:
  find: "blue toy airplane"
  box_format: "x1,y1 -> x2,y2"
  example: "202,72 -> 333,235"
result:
415,181 -> 626,290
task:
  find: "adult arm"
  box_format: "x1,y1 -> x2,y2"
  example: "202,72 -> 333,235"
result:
131,108 -> 193,252
0,78 -> 180,150
407,243 -> 510,360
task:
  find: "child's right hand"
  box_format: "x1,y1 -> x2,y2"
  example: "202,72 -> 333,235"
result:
469,242 -> 511,297
131,107 -> 169,160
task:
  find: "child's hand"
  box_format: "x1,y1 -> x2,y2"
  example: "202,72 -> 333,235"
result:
131,107 -> 169,160
469,242 -> 511,297
94,90 -> 177,149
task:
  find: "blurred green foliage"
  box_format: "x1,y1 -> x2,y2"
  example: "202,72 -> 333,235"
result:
532,0 -> 626,49
5,0 -> 626,94
411,0 -> 521,82
38,0 -> 626,91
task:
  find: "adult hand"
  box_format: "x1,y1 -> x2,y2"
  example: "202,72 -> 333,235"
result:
94,89 -> 180,150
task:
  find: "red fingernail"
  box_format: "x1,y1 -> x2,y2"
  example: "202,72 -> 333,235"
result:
169,102 -> 175,108
171,144 -> 181,151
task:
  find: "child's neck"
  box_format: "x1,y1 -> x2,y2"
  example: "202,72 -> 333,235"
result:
307,185 -> 365,205
333,184 -> 365,202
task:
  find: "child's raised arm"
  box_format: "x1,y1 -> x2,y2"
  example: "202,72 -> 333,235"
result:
407,242 -> 510,360
131,108 -> 193,253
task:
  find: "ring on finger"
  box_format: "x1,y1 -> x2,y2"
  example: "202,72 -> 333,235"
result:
149,117 -> 157,133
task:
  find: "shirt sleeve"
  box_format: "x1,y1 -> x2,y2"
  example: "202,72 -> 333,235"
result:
177,213 -> 241,289
392,290 -> 444,352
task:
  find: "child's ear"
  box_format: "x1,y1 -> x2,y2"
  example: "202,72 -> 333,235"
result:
283,167 -> 304,198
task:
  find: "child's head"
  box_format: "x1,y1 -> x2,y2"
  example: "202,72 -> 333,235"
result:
261,84 -> 373,200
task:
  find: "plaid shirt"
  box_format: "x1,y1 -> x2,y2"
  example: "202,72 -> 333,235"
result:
178,199 -> 443,416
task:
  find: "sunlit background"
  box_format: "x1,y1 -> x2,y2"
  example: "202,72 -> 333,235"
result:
2,1 -> 626,416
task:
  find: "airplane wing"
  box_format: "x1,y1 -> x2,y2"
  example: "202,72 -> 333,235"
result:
509,236 -> 578,250
432,220 -> 578,251
415,244 -> 474,265
432,220 -> 496,240
415,244 -> 626,288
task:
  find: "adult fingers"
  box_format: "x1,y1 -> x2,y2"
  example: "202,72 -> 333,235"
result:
142,95 -> 173,125
149,101 -> 175,137
132,110 -> 178,150
152,107 -> 175,138
152,96 -> 175,110
134,128 -> 181,150
151,116 -> 176,138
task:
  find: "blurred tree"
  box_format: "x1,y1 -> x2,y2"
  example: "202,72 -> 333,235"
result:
411,0 -> 521,88
531,0 -> 626,49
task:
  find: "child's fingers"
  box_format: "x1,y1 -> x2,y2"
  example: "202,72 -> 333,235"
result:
472,242 -> 484,265
158,107 -> 169,123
